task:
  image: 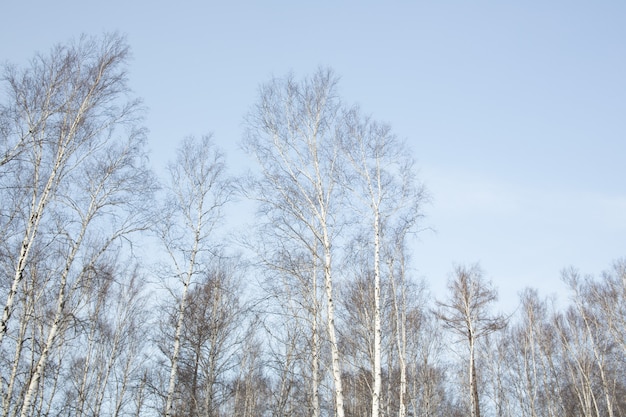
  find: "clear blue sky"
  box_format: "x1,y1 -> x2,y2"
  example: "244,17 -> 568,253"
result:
2,1 -> 625,307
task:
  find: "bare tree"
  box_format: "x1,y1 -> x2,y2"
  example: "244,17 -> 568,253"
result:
165,260 -> 250,417
0,33 -> 149,347
157,134 -> 232,417
242,68 -> 346,417
558,267 -> 622,417
58,261 -> 150,417
258,251 -> 325,417
340,106 -> 425,417
435,264 -> 506,417
386,229 -> 418,417
500,289 -> 564,417
228,318 -> 270,417
0,33 -> 156,417
243,203 -> 326,417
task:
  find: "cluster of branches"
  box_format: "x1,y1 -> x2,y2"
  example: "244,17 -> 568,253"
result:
1,34 -> 625,417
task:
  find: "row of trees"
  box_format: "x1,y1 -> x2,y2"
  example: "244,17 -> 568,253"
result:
1,33 -> 625,417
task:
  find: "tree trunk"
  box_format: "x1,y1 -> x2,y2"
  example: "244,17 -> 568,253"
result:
164,262 -> 194,417
372,213 -> 382,417
469,337 -> 481,417
323,233 -> 345,417
311,260 -> 321,417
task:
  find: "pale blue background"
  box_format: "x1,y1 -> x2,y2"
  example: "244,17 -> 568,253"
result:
2,1 -> 624,307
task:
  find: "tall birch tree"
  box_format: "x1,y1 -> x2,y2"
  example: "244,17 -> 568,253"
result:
158,135 -> 232,417
0,33 -> 149,346
341,107 -> 425,417
0,33 -> 156,417
242,68 -> 346,417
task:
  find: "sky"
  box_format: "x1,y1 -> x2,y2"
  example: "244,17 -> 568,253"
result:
1,1 -> 625,309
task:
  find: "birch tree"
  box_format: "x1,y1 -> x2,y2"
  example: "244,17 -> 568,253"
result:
0,33 -> 150,346
386,230 -> 416,417
502,289 -> 564,417
557,268 -> 622,417
435,264 -> 506,417
158,262 -> 247,417
158,135 -> 232,417
0,33 -> 156,417
257,250 -> 324,417
61,262 -> 150,417
242,68 -> 346,417
341,107 -> 425,417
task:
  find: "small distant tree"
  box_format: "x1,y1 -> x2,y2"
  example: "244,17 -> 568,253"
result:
435,264 -> 506,417
500,288 -> 564,417
558,267 -> 621,417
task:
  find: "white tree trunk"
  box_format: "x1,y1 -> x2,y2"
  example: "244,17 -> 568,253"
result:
469,335 -> 479,417
372,212 -> 382,417
20,243 -> 76,417
164,231 -> 200,417
0,132 -> 64,346
390,255 -> 407,417
323,231 -> 345,417
311,259 -> 321,417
